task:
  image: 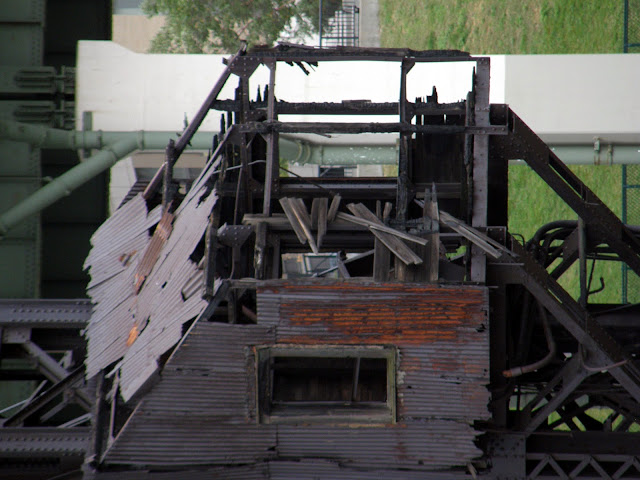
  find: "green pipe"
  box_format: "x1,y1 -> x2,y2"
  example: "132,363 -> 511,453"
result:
0,138 -> 138,238
549,145 -> 640,165
0,119 -> 393,165
0,119 -> 215,151
4,120 -> 640,166
3,121 -> 639,237
0,118 -> 398,166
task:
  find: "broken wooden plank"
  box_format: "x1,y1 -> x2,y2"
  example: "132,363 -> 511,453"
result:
279,197 -> 307,245
253,222 -> 268,280
243,213 -> 365,231
438,210 -> 503,259
327,194 -> 342,222
383,202 -> 392,221
311,198 -> 321,225
341,206 -> 428,246
291,198 -> 319,254
342,204 -> 422,265
336,256 -> 351,278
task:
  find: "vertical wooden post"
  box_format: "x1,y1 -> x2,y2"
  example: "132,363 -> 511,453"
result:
263,61 -> 278,216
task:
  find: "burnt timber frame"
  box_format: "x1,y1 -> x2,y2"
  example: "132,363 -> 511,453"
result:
101,45 -> 640,479
5,46 -> 640,479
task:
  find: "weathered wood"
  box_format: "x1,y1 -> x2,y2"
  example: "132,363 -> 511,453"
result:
291,198 -> 319,254
373,201 -> 391,281
243,213 -> 367,231
263,61 -> 278,216
311,198 -> 321,225
279,198 -> 307,244
336,256 -> 351,278
339,208 -> 428,246
327,194 -> 342,222
237,121 -> 506,135
253,222 -> 268,280
343,204 -> 422,265
424,185 -> 440,283
439,210 -> 503,259
316,197 -> 328,249
383,202 -> 392,221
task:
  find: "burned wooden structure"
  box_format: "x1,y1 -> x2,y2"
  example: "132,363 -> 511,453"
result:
5,44 -> 640,479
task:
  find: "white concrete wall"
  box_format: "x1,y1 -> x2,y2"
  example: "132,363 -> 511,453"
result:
75,42 -> 640,210
503,54 -> 640,144
77,42 -> 640,144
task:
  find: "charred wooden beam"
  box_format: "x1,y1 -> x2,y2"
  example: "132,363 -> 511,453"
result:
238,121 -> 507,135
210,99 -> 467,116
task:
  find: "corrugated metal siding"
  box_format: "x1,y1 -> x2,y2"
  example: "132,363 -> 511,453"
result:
104,321 -> 277,465
269,461 -> 472,480
84,194 -> 154,378
84,159 -> 221,399
277,422 -> 483,470
103,281 -> 488,473
93,461 -> 472,479
257,280 -> 490,469
94,465 -> 268,480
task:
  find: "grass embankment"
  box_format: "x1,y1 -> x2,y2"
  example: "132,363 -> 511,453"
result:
379,0 -> 623,54
379,0 -> 625,302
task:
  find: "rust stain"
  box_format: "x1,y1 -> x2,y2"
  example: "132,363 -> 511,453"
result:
126,324 -> 139,347
272,283 -> 487,346
134,210 -> 175,293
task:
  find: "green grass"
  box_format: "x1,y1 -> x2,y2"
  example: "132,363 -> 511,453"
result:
379,0 -> 626,303
509,164 -> 623,303
548,407 -> 640,432
379,0 -> 623,54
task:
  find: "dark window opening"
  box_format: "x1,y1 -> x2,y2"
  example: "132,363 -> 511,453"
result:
273,357 -> 386,403
257,346 -> 395,424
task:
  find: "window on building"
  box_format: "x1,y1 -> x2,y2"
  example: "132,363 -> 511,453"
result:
256,346 -> 395,424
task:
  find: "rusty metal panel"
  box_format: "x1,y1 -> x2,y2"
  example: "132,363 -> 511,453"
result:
398,346 -> 489,420
104,321 -> 276,465
257,280 -> 488,345
93,465 -> 267,480
269,461 -> 473,479
276,422 -> 483,470
255,280 -> 489,469
105,420 -> 275,466
133,209 -> 174,293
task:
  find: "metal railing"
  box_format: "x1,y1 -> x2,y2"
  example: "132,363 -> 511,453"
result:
624,0 -> 640,52
621,166 -> 640,303
320,0 -> 360,47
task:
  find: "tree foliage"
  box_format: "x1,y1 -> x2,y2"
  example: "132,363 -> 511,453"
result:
142,0 -> 342,53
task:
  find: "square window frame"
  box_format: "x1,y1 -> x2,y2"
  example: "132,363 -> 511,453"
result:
255,344 -> 396,425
